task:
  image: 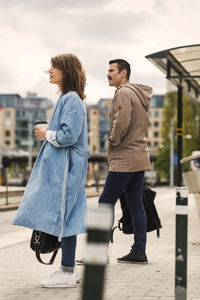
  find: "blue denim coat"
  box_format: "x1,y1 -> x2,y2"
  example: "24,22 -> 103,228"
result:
13,92 -> 90,240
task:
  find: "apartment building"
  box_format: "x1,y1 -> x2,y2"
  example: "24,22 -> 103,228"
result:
0,106 -> 16,149
0,93 -> 53,152
87,98 -> 111,154
147,95 -> 165,159
88,108 -> 99,153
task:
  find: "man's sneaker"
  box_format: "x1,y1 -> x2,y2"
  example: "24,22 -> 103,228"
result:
76,257 -> 109,265
76,258 -> 86,265
75,267 -> 81,283
117,249 -> 148,264
41,268 -> 76,288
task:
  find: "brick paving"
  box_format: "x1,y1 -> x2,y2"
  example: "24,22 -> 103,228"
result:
0,187 -> 200,300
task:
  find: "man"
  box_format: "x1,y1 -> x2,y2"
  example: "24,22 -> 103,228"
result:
99,59 -> 152,264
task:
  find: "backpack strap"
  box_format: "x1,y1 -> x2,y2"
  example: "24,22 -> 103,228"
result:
34,244 -> 59,265
110,221 -> 124,243
110,226 -> 118,243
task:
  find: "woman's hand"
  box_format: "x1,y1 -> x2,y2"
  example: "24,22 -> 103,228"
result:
34,125 -> 47,140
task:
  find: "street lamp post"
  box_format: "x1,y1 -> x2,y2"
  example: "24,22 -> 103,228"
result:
170,118 -> 174,186
28,114 -> 33,172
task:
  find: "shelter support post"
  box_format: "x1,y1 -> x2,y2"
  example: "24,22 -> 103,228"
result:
177,85 -> 183,187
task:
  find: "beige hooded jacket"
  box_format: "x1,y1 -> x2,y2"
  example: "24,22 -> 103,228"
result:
107,83 -> 152,172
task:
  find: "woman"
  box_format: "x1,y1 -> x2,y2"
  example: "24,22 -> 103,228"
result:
13,54 -> 90,288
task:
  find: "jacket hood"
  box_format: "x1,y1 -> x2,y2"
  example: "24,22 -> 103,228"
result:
121,83 -> 153,111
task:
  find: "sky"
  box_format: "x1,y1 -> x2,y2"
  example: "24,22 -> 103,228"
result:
0,0 -> 199,104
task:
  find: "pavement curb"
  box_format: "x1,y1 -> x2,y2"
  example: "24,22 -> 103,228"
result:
0,203 -> 19,212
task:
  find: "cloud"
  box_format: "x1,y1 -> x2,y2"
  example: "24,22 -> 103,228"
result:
0,0 -> 199,104
0,1 -> 151,48
0,0 -> 110,11
153,0 -> 168,13
76,12 -> 150,44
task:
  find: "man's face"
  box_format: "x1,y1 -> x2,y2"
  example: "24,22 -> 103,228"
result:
107,63 -> 124,87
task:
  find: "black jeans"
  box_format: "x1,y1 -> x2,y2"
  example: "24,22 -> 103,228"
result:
99,171 -> 146,253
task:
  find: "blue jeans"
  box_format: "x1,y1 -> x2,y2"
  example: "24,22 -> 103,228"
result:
99,171 -> 147,253
61,235 -> 77,267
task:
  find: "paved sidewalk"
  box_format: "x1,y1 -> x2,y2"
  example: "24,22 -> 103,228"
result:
0,187 -> 200,300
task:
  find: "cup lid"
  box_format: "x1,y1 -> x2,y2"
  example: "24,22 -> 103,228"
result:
35,120 -> 47,125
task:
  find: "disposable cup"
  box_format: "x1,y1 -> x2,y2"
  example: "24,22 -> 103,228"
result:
35,121 -> 48,140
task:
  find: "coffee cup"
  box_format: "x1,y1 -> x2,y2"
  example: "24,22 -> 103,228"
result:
35,121 -> 48,140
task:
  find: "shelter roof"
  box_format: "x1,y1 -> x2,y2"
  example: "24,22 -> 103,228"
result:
146,44 -> 200,104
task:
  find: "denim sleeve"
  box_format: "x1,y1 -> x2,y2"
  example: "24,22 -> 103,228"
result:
46,93 -> 85,148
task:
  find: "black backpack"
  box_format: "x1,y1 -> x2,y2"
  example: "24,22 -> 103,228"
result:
111,186 -> 162,243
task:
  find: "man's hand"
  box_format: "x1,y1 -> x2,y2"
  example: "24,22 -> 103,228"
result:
106,139 -> 114,152
34,125 -> 47,140
106,140 -> 110,152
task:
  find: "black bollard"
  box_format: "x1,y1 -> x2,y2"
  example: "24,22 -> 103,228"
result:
82,204 -> 112,300
175,187 -> 188,300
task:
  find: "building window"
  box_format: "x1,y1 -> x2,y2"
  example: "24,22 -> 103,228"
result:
148,122 -> 151,127
154,111 -> 159,117
5,130 -> 10,137
154,121 -> 159,127
154,131 -> 159,137
21,131 -> 28,138
6,110 -> 11,117
100,140 -> 105,149
5,140 -> 10,145
147,142 -> 151,147
154,141 -> 158,147
5,120 -> 11,127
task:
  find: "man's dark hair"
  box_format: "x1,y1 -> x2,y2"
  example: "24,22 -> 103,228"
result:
109,59 -> 131,80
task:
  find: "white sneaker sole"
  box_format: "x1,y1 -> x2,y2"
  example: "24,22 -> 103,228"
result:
41,283 -> 76,288
76,261 -> 109,265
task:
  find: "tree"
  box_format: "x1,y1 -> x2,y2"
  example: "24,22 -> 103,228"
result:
155,91 -> 200,182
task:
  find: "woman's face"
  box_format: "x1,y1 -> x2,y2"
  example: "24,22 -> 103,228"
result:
48,66 -> 63,88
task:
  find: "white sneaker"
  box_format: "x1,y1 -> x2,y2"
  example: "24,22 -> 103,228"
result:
41,268 -> 76,288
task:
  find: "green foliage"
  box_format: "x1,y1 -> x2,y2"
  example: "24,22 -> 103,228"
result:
160,92 -> 177,144
156,144 -> 170,181
156,91 -> 200,181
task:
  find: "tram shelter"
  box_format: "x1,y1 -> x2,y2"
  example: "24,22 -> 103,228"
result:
146,45 -> 200,300
146,44 -> 200,186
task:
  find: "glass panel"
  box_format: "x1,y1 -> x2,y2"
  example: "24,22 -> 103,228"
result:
182,60 -> 200,72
